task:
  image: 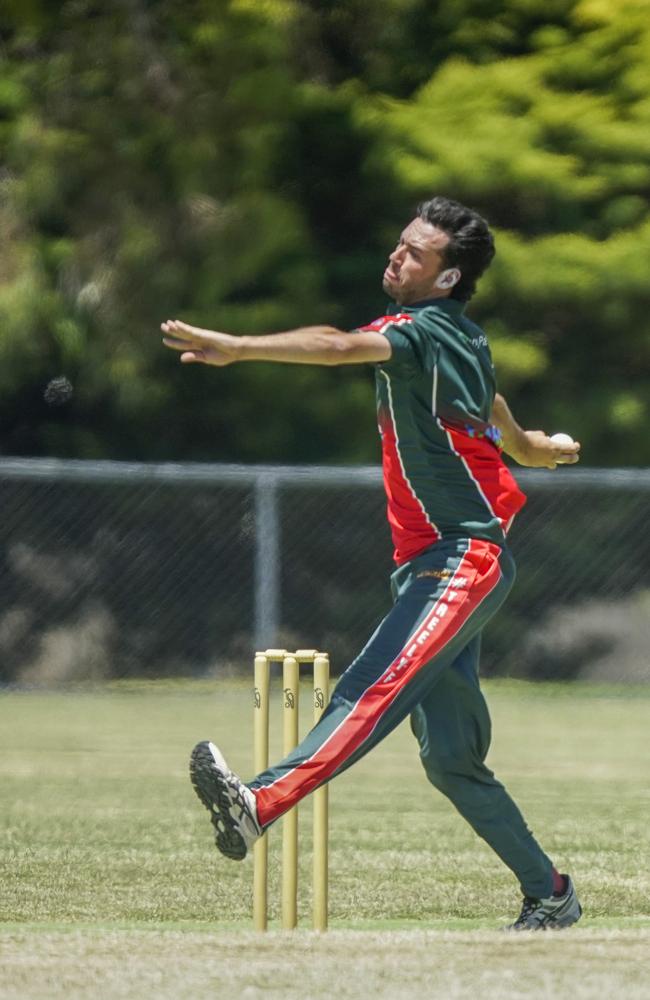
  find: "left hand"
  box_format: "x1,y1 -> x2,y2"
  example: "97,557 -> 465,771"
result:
161,320 -> 241,366
513,430 -> 581,469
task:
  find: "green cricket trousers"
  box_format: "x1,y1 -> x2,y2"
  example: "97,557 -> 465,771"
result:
250,537 -> 554,898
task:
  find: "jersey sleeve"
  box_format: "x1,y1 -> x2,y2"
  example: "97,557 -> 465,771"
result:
357,313 -> 439,375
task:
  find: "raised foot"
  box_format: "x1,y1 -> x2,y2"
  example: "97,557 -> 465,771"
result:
189,741 -> 261,861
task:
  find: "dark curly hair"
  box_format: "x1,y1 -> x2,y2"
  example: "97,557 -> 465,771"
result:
418,197 -> 496,302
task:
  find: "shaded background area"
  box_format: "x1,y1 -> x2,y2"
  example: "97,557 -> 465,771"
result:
1,2 -> 649,687
1,0 -> 649,467
2,461 -> 648,685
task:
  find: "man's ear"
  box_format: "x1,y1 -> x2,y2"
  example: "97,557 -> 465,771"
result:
434,268 -> 461,290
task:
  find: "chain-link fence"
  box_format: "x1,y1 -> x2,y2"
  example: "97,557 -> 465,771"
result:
1,459 -> 649,685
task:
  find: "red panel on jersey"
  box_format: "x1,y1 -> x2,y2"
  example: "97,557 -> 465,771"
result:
444,425 -> 527,531
379,408 -> 441,564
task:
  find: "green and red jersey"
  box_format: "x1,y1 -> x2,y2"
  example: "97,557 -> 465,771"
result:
358,298 -> 526,565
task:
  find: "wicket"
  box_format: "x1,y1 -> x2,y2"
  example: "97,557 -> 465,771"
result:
253,648 -> 330,931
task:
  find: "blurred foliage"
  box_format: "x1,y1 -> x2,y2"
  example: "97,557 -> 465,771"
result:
0,0 -> 648,463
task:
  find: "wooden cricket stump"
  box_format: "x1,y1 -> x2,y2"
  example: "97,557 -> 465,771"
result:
253,649 -> 330,931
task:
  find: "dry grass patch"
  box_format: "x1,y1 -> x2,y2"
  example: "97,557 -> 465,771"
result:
1,928 -> 649,1000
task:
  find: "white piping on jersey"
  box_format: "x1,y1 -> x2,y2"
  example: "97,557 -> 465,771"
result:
381,369 -> 441,539
373,315 -> 413,335
431,363 -> 500,522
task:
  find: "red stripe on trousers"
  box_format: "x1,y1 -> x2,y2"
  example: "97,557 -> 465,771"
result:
255,539 -> 503,826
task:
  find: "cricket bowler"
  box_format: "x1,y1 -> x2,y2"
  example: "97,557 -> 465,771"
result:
162,196 -> 583,930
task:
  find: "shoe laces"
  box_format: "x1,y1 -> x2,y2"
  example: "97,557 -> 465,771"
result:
514,896 -> 538,926
228,775 -> 259,832
230,782 -> 249,820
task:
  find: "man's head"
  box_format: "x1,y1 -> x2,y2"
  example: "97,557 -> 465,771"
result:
382,196 -> 495,305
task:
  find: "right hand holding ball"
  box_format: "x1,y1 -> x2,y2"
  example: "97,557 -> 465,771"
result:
549,432 -> 580,465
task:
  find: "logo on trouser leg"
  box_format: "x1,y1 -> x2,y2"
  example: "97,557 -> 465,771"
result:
417,569 -> 452,580
416,570 -> 467,589
383,601 -> 452,684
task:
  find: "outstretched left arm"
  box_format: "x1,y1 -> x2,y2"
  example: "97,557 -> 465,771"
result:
491,393 -> 580,469
161,320 -> 391,367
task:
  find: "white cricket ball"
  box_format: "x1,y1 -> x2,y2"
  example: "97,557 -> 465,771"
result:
549,432 -> 575,463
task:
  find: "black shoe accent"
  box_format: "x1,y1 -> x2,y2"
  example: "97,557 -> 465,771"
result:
506,876 -> 582,931
189,742 -> 247,861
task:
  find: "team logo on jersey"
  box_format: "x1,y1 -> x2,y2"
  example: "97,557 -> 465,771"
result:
358,314 -> 414,334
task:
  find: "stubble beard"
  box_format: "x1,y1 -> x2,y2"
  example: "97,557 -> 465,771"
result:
383,275 -> 404,304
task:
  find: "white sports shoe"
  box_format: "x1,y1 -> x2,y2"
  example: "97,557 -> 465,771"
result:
189,741 -> 262,860
505,875 -> 582,931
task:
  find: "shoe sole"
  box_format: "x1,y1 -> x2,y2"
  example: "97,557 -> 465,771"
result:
189,742 -> 248,861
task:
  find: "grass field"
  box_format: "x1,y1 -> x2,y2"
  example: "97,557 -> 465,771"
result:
1,679 -> 649,998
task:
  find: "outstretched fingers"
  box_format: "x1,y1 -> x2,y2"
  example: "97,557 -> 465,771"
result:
162,319 -> 196,335
162,320 -> 204,358
161,318 -> 236,367
162,320 -> 195,343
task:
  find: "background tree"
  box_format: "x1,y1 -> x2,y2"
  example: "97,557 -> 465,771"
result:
0,0 -> 648,464
373,0 -> 650,463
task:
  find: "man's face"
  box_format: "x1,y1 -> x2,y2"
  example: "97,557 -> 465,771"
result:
382,218 -> 451,305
